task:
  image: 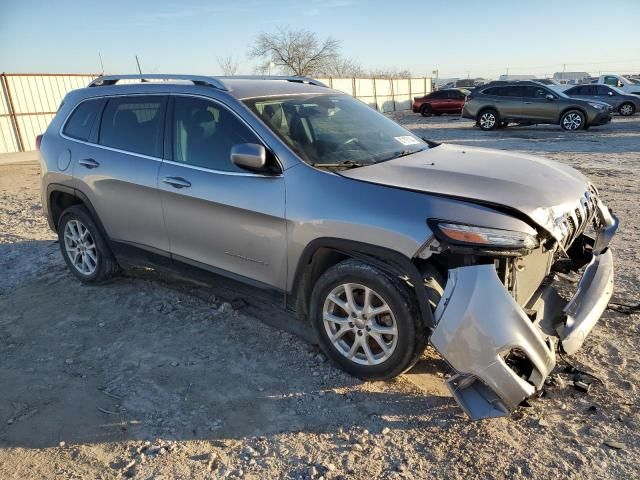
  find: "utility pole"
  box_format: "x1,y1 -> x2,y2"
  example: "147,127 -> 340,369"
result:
135,55 -> 143,74
98,52 -> 104,74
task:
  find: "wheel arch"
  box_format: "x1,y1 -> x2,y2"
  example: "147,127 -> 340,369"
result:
289,237 -> 435,331
559,106 -> 588,124
47,184 -> 113,252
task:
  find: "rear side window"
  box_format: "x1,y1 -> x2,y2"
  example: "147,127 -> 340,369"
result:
98,96 -> 166,157
482,87 -> 501,96
63,99 -> 102,141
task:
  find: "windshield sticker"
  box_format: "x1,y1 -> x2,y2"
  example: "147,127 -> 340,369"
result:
394,136 -> 420,146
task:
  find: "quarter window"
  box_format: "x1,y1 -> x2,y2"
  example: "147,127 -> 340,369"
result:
98,96 -> 165,157
171,96 -> 260,172
63,98 -> 103,141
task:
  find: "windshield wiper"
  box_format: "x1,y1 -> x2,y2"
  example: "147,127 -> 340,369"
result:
312,160 -> 366,169
374,148 -> 427,163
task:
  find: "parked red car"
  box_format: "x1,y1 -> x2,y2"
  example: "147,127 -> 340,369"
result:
412,88 -> 470,116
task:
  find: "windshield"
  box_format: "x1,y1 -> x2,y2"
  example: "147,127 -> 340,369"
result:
243,94 -> 427,167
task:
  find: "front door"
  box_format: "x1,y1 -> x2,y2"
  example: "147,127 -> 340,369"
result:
158,95 -> 287,290
522,85 -> 558,122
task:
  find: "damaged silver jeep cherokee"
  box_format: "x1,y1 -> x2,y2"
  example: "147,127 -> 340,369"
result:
40,75 -> 618,420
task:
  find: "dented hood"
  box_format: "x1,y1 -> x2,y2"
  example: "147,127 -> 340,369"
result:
340,143 -> 591,232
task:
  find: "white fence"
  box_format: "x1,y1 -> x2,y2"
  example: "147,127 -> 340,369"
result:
0,74 -> 432,154
317,77 -> 432,113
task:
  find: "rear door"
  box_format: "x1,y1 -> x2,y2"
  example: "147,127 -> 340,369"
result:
428,90 -> 448,112
158,95 -> 287,290
494,86 -> 523,119
72,95 -> 170,252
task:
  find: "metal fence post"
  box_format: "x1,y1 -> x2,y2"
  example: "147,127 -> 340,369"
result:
390,78 -> 396,112
372,78 -> 378,111
1,73 -> 25,152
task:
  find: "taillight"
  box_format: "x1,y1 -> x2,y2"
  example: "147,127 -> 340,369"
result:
35,134 -> 43,150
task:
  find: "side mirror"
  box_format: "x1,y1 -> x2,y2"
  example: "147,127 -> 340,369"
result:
545,94 -> 555,101
231,143 -> 266,172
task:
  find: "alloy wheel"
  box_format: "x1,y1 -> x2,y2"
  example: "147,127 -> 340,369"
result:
322,283 -> 398,366
562,112 -> 583,130
63,219 -> 98,275
620,103 -> 633,116
479,112 -> 496,129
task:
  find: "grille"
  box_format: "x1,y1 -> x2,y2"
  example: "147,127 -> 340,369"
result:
556,191 -> 597,249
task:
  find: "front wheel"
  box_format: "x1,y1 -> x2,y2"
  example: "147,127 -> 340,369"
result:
560,110 -> 585,131
477,109 -> 500,130
619,102 -> 635,116
310,260 -> 427,380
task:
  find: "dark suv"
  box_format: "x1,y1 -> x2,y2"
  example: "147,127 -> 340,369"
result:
462,81 -> 612,131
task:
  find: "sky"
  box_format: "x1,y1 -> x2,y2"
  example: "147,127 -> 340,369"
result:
1,0 -> 639,79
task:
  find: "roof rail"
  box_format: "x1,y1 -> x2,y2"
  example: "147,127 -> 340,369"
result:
221,75 -> 328,87
88,74 -> 228,90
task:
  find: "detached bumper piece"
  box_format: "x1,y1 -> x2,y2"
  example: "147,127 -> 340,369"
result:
431,204 -> 617,420
430,265 -> 556,420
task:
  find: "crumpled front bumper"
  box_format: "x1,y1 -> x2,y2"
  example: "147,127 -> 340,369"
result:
430,204 -> 618,420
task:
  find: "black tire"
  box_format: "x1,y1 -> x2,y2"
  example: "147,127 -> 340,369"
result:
57,205 -> 118,284
560,109 -> 586,131
433,112 -> 442,116
420,104 -> 432,117
619,102 -> 635,116
310,259 -> 430,380
477,108 -> 500,130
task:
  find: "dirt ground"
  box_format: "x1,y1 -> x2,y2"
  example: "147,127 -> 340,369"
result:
1,115 -> 638,479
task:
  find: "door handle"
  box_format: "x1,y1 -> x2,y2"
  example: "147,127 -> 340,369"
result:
79,158 -> 100,169
162,177 -> 191,189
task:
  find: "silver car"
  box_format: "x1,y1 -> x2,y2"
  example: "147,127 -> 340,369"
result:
564,84 -> 640,116
39,75 -> 618,420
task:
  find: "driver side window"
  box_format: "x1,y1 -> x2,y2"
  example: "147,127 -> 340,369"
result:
171,96 -> 260,172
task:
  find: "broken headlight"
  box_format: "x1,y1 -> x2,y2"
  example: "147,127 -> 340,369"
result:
430,221 -> 539,250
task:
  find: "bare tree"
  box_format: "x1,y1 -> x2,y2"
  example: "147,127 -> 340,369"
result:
365,68 -> 413,79
217,56 -> 239,76
320,57 -> 363,77
249,28 -> 341,76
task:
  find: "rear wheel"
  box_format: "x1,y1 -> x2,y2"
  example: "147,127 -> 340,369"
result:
477,109 -> 500,130
560,110 -> 585,131
420,104 -> 432,117
58,205 -> 117,283
310,260 -> 429,380
619,102 -> 635,116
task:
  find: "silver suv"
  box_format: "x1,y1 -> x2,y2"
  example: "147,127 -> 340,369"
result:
39,75 -> 618,420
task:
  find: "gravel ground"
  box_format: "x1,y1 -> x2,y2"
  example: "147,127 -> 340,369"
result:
0,115 -> 638,479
